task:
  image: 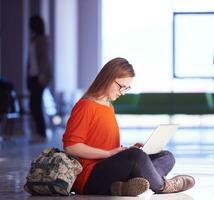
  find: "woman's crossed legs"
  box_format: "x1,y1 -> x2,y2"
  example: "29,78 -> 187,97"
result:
83,148 -> 175,195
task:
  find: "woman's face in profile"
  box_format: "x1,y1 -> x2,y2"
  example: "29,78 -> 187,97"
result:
107,77 -> 133,101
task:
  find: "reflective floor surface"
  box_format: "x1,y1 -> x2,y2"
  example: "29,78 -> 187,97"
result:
0,126 -> 214,200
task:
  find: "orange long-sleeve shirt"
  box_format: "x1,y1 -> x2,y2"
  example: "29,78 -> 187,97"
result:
63,99 -> 120,194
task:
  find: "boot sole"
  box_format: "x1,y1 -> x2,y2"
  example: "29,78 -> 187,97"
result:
110,177 -> 150,196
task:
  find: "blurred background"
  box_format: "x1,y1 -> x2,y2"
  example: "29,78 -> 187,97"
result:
0,0 -> 214,155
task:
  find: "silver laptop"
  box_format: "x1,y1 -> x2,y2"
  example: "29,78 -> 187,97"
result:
142,124 -> 179,155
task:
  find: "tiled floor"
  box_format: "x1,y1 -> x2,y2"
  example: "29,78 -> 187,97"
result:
0,126 -> 214,200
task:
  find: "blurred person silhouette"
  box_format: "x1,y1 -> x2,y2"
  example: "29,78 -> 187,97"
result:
27,15 -> 52,141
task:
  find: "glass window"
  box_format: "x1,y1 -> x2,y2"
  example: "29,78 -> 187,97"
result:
173,12 -> 214,78
102,0 -> 214,93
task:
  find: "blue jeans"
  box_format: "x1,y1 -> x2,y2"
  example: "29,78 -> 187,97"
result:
83,148 -> 175,195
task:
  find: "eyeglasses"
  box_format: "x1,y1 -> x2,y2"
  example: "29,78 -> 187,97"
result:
115,81 -> 131,93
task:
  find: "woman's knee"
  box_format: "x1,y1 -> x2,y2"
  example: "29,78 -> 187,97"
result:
161,150 -> 176,167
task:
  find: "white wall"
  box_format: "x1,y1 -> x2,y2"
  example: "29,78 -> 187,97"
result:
54,0 -> 102,104
55,0 -> 78,103
78,0 -> 102,91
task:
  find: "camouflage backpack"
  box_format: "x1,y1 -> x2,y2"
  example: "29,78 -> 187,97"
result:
24,147 -> 82,196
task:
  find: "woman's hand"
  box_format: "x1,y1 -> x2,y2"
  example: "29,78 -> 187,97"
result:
130,143 -> 144,149
109,146 -> 128,157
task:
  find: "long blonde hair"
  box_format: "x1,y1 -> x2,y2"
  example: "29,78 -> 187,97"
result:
83,57 -> 135,99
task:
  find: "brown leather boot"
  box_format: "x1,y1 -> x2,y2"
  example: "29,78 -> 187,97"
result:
110,177 -> 150,196
161,175 -> 195,193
